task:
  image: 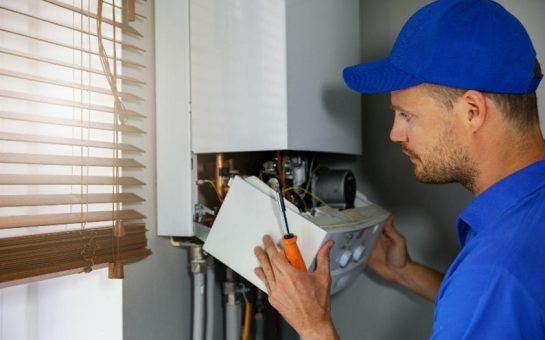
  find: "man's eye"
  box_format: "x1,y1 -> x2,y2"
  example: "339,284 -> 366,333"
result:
399,112 -> 411,121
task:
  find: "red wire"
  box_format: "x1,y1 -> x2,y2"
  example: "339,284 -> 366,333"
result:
276,151 -> 286,191
276,150 -> 294,203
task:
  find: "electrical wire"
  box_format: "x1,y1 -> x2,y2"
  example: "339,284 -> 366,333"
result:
289,189 -> 308,211
198,180 -> 223,203
276,150 -> 296,204
258,170 -> 277,181
275,151 -> 287,191
301,155 -> 316,199
283,186 -> 330,208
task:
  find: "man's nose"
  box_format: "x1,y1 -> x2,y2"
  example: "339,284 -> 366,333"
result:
389,117 -> 408,143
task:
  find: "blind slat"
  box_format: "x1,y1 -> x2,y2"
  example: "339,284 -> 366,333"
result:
0,174 -> 144,185
0,193 -> 145,207
0,225 -> 145,258
0,209 -> 146,229
0,223 -> 146,249
42,0 -> 143,37
0,89 -> 145,118
0,244 -> 149,273
0,6 -> 146,53
0,69 -> 143,102
0,111 -> 145,134
0,224 -> 151,287
0,27 -> 145,68
0,231 -> 146,261
0,47 -> 146,85
0,249 -> 151,288
0,132 -> 144,152
0,153 -> 145,168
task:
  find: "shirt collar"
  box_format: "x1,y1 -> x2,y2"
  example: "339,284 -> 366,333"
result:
457,160 -> 545,246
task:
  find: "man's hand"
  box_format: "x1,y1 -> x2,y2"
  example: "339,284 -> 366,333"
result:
254,235 -> 339,340
368,215 -> 444,302
368,215 -> 411,283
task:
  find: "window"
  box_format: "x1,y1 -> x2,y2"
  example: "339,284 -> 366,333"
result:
0,0 -> 150,286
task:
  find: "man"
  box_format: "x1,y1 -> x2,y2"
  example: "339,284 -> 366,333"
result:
254,0 -> 545,339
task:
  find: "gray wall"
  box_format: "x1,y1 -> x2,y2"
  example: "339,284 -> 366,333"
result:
328,1 -> 545,339
122,1 -> 545,340
121,1 -> 193,339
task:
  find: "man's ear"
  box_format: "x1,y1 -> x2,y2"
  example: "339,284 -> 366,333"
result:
461,90 -> 487,133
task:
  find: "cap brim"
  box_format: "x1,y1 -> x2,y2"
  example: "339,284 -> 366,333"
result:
343,58 -> 423,94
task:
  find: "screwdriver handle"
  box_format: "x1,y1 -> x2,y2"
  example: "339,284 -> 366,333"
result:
282,235 -> 307,272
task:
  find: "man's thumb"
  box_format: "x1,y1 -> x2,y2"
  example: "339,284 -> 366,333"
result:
317,240 -> 334,274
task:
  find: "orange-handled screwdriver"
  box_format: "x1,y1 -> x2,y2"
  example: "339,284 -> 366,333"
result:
281,235 -> 307,272
275,187 -> 307,272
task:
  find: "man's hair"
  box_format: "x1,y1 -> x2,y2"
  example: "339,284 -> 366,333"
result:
424,61 -> 542,132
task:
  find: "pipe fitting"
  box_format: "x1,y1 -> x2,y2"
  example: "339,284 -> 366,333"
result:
224,281 -> 238,305
190,245 -> 207,273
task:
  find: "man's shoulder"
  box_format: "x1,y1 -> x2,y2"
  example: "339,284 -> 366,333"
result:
433,264 -> 545,340
458,205 -> 545,298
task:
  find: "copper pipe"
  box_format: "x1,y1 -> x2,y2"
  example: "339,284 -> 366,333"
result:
216,153 -> 224,200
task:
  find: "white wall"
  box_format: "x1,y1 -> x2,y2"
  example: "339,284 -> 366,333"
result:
0,269 -> 122,340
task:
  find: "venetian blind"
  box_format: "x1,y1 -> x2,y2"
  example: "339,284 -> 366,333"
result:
0,0 -> 151,287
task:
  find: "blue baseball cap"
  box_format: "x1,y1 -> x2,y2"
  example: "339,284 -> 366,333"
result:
343,0 -> 542,94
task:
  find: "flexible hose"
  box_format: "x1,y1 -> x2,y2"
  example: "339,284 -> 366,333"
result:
192,272 -> 206,340
225,303 -> 241,340
242,302 -> 253,340
205,264 -> 215,340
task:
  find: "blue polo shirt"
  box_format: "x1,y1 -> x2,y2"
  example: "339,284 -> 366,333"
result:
431,160 -> 545,339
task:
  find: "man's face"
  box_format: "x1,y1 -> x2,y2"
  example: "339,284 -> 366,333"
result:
390,85 -> 476,188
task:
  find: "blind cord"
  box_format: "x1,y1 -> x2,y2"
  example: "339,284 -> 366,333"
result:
97,0 -> 125,276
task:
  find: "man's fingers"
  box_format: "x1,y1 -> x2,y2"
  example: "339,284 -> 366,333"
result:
263,235 -> 280,257
382,215 -> 404,243
254,245 -> 276,288
316,240 -> 334,274
262,235 -> 293,273
382,215 -> 395,234
254,267 -> 272,293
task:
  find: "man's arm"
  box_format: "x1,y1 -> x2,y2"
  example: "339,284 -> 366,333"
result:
254,235 -> 339,340
368,215 -> 444,301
